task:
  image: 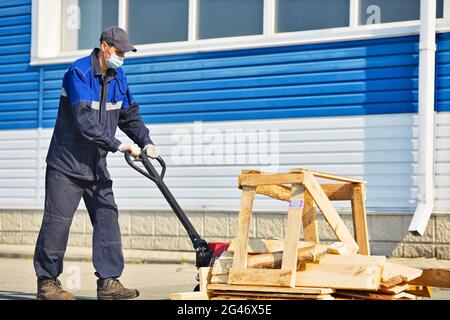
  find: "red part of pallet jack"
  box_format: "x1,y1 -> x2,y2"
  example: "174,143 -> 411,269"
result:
208,242 -> 230,260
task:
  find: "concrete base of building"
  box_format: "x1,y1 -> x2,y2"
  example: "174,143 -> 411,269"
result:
0,209 -> 449,258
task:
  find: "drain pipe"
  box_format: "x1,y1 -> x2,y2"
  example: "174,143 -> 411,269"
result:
408,0 -> 436,236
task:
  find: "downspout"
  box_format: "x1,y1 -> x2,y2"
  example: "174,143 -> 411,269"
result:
408,0 -> 436,236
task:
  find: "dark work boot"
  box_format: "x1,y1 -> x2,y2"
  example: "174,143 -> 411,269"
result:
97,277 -> 139,300
37,278 -> 75,300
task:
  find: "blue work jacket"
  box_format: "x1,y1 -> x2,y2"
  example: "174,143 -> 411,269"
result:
46,48 -> 153,181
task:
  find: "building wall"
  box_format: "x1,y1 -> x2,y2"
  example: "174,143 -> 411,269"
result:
0,0 -> 38,208
435,33 -> 450,212
0,0 -> 449,257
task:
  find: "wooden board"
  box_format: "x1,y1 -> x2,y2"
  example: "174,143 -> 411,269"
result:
351,183 -> 370,255
199,267 -> 213,292
289,168 -> 365,183
228,267 -> 293,287
303,173 -> 359,253
379,283 -> 409,294
319,184 -> 354,201
207,283 -> 335,295
170,292 -> 211,300
247,251 -> 284,269
382,262 -> 423,283
228,238 -> 315,254
254,185 -> 291,202
218,251 -> 234,259
254,184 -> 353,202
405,285 -> 433,298
210,275 -> 229,284
295,263 -> 382,291
210,291 -> 334,300
302,189 -> 319,243
317,253 -> 386,266
210,295 -> 249,300
380,276 -> 404,289
409,268 -> 450,288
327,242 -> 353,255
281,184 -> 305,287
239,173 -> 304,187
213,246 -> 320,275
231,186 -> 256,269
212,253 -> 234,275
210,295 -> 334,300
334,290 -> 418,300
212,259 -> 233,276
248,246 -> 320,270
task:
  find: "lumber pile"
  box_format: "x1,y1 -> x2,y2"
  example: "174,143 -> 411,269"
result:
169,168 -> 438,300
170,239 -> 430,300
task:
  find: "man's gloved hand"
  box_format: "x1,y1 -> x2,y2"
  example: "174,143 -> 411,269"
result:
118,143 -> 141,159
143,144 -> 159,159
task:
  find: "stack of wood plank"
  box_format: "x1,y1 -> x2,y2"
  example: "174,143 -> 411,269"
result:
170,168 -> 445,300
170,239 -> 433,300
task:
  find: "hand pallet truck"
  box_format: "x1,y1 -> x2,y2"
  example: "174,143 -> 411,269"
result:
125,151 -> 230,289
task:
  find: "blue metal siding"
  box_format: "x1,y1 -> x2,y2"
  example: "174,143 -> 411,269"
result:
0,0 -> 37,130
436,33 -> 450,112
6,0 -> 450,129
41,35 -> 421,127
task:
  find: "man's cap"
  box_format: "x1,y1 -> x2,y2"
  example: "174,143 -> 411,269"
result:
100,26 -> 137,53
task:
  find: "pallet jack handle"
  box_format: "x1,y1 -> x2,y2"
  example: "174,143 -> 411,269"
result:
124,150 -> 212,268
124,150 -> 166,182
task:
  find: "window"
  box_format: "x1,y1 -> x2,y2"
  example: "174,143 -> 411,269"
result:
127,0 -> 189,45
198,0 -> 264,39
276,0 -> 350,33
32,0 -> 450,65
61,0 -> 119,52
360,0 -> 444,25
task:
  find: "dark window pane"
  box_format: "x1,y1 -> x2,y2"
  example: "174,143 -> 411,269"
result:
437,0 -> 444,18
361,0 -> 444,25
61,0 -> 119,51
79,0 -> 118,49
199,0 -> 264,39
277,0 -> 350,33
128,0 -> 189,45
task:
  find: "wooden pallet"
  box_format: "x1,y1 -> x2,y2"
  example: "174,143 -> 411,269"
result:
170,168 -> 435,300
231,169 -> 369,288
170,251 -> 427,300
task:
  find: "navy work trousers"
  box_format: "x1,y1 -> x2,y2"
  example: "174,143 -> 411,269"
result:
34,165 -> 124,279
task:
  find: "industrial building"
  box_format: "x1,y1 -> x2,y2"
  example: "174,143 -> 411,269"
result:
0,0 -> 449,258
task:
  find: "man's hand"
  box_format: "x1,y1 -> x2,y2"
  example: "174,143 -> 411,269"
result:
118,143 -> 141,159
143,144 -> 159,159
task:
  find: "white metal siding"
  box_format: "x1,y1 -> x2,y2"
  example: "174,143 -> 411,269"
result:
32,113 -> 420,212
0,129 -> 37,207
435,111 -> 450,211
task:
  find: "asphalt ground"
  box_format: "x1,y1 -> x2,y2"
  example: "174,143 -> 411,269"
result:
1,256 -> 449,300
0,257 -> 197,300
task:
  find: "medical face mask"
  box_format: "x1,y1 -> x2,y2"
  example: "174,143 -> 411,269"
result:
105,48 -> 124,69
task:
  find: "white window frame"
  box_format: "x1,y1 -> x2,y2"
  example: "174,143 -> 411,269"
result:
31,0 -> 450,66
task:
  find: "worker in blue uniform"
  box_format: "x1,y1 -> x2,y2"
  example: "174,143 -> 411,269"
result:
33,26 -> 159,300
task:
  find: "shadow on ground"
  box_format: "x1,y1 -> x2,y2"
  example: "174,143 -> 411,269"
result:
0,290 -> 36,300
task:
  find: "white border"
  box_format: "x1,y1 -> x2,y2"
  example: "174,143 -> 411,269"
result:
30,0 -> 450,66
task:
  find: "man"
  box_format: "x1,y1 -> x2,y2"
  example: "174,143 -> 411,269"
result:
33,26 -> 159,300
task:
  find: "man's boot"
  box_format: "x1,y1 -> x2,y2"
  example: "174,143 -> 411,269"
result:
37,278 -> 75,300
97,277 -> 139,300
